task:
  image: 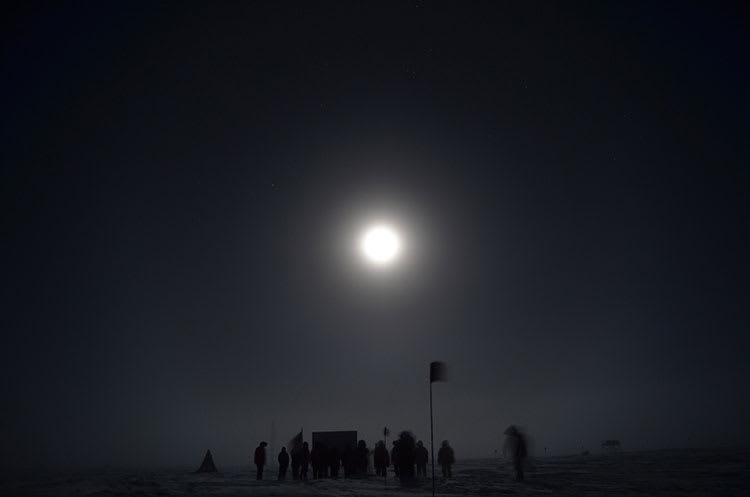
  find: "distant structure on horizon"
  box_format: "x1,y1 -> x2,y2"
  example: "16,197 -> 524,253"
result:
601,440 -> 621,452
195,449 -> 218,473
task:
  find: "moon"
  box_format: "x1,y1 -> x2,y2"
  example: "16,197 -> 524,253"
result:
361,225 -> 401,265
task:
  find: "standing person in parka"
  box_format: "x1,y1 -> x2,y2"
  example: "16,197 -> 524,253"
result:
328,446 -> 341,478
311,442 -> 327,479
277,446 -> 289,480
373,440 -> 390,477
254,441 -> 268,480
342,444 -> 356,478
356,440 -> 369,477
397,431 -> 416,483
415,440 -> 428,477
300,441 -> 311,480
503,425 -> 528,481
437,440 -> 454,478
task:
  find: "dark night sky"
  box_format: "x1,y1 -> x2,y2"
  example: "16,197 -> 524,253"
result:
2,1 -> 748,470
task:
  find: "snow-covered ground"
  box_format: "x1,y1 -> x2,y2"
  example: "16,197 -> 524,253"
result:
3,449 -> 749,496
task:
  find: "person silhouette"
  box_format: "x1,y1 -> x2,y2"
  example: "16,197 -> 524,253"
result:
342,444 -> 355,478
300,441 -> 310,480
328,446 -> 341,478
311,442 -> 326,479
254,441 -> 267,480
356,440 -> 369,477
437,440 -> 454,478
503,426 -> 528,481
277,446 -> 289,480
373,440 -> 390,477
415,440 -> 428,477
397,431 -> 416,483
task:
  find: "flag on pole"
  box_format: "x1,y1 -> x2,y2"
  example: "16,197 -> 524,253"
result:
430,361 -> 447,383
384,426 -> 390,438
289,428 -> 303,450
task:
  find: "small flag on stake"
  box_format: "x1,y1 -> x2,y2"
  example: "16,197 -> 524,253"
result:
430,361 -> 447,383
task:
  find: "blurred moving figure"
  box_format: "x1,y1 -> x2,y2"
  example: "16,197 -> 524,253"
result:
254,441 -> 267,480
438,440 -> 454,478
415,440 -> 428,477
397,431 -> 416,482
277,447 -> 289,480
373,440 -> 390,477
503,425 -> 528,481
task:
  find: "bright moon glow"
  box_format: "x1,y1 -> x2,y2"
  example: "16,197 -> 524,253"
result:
361,226 -> 401,264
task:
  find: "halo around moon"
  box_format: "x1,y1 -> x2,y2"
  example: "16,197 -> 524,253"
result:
361,225 -> 401,265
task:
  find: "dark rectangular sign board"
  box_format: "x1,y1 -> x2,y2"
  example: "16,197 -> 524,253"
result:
311,430 -> 357,453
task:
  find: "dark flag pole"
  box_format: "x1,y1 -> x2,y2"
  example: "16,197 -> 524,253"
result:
430,376 -> 435,497
429,361 -> 447,497
384,426 -> 390,486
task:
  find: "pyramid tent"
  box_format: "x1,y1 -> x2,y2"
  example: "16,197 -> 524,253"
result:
195,449 -> 218,473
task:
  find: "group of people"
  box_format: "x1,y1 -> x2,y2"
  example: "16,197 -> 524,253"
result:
252,432 -> 456,482
307,440 -> 371,479
253,427 -> 528,483
254,439 -> 374,481
374,434 -> 455,481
